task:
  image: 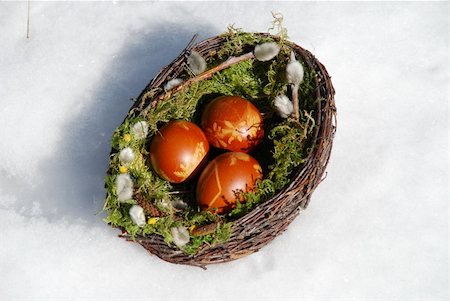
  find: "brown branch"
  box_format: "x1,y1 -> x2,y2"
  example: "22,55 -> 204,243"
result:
26,0 -> 31,39
150,51 -> 255,108
292,83 -> 300,122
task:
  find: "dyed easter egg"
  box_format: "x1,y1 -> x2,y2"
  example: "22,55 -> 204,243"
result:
196,152 -> 263,214
201,96 -> 264,152
150,120 -> 209,183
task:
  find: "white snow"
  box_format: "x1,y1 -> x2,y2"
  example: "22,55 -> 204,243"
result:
0,2 -> 448,300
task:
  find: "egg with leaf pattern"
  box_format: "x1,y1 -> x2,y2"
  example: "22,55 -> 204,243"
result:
201,95 -> 264,152
196,152 -> 263,214
150,120 -> 209,183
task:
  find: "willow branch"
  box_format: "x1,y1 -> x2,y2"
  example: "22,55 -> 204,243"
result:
150,51 -> 255,108
26,0 -> 31,39
292,83 -> 300,122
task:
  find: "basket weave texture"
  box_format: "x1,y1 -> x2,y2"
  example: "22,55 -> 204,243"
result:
122,33 -> 336,268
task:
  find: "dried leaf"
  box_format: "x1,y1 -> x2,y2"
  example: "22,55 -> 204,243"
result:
191,222 -> 218,236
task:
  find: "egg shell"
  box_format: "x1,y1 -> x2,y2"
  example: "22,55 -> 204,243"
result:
196,152 -> 263,214
201,95 -> 264,152
150,120 -> 209,183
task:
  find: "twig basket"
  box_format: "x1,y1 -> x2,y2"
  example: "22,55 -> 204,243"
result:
112,32 -> 336,268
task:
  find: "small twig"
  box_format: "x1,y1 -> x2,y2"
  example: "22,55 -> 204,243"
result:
167,190 -> 192,195
26,0 -> 31,39
186,34 -> 199,50
287,51 -> 301,123
292,83 -> 300,122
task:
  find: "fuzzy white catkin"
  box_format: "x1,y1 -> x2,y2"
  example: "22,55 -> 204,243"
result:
119,147 -> 135,164
170,226 -> 190,248
158,198 -> 171,210
254,42 -> 280,61
116,174 -> 133,202
129,205 -> 146,227
171,199 -> 188,211
131,121 -> 149,140
286,52 -> 304,86
274,95 -> 294,118
164,78 -> 183,91
187,51 -> 207,75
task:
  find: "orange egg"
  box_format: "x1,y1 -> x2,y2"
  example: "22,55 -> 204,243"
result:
196,152 -> 263,214
201,95 -> 264,152
150,120 -> 209,183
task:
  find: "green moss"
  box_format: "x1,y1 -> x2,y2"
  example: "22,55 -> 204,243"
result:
216,27 -> 274,60
103,28 -> 317,254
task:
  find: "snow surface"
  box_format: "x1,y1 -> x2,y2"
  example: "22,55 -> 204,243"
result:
0,1 -> 448,300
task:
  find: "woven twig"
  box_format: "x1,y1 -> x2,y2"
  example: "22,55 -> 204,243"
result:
122,33 -> 336,268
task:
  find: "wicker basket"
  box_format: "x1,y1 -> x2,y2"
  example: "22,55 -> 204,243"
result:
116,33 -> 336,268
